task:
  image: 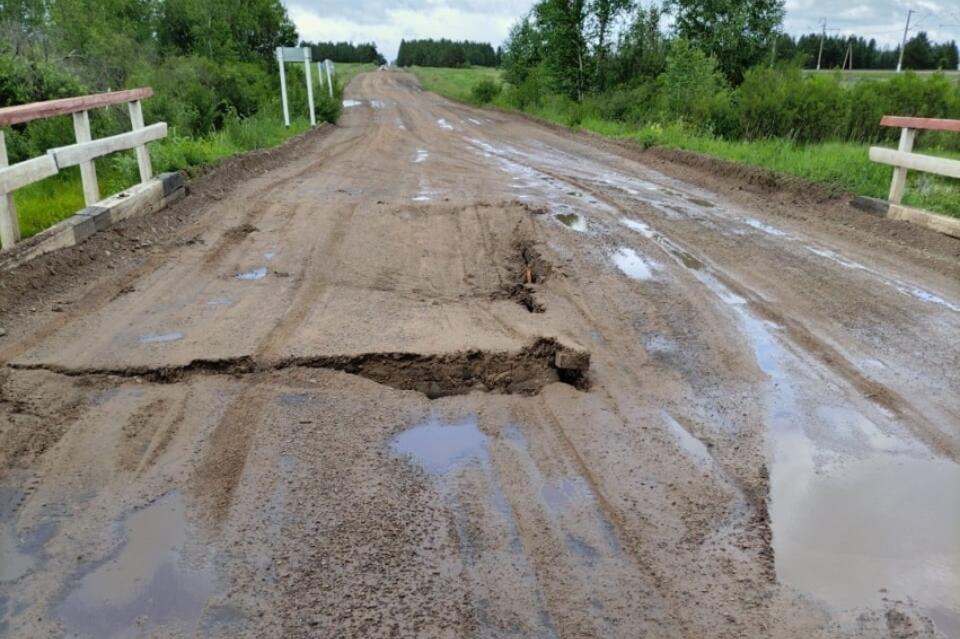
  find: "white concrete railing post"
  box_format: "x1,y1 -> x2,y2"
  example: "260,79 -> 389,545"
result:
277,48 -> 290,128
0,130 -> 20,250
304,49 -> 316,127
888,127 -> 916,205
325,61 -> 334,99
127,99 -> 153,183
72,109 -> 100,206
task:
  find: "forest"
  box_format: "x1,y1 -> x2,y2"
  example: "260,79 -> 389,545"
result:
396,39 -> 500,68
302,41 -> 387,65
493,0 -> 960,147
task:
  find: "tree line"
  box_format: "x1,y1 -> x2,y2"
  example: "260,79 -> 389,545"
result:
491,0 -> 960,149
301,41 -> 386,65
778,32 -> 959,71
396,39 -> 500,68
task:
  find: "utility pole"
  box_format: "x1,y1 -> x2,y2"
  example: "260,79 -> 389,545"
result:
897,9 -> 915,72
817,19 -> 827,70
941,14 -> 960,70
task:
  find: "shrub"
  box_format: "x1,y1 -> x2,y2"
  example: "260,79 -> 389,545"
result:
471,78 -> 501,103
656,39 -> 732,134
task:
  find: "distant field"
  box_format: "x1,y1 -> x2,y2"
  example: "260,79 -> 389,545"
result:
410,66 -> 960,219
409,66 -> 502,102
804,69 -> 960,84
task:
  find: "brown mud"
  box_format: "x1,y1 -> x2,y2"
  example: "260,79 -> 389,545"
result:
0,70 -> 957,638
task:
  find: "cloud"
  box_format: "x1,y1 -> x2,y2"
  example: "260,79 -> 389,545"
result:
286,0 -> 533,61
285,0 -> 960,62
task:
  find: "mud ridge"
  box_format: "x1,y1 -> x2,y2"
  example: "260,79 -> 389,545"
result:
7,338 -> 590,398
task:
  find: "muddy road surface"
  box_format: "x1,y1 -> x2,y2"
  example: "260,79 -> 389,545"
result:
1,70 -> 959,638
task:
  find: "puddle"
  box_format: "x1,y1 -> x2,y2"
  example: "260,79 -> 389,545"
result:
369,99 -> 386,109
263,251 -> 275,261
236,267 -> 267,281
555,213 -> 587,232
621,218 -> 656,238
138,332 -> 183,344
436,118 -> 454,130
611,248 -> 657,280
0,524 -> 36,583
685,196 -> 716,208
539,478 -> 584,512
695,257 -> 960,631
773,449 -> 960,630
341,99 -> 362,108
660,411 -> 713,466
58,492 -> 214,639
413,149 -> 428,163
206,298 -> 234,307
743,218 -> 788,237
390,416 -> 488,475
412,195 -> 431,202
467,118 -> 483,126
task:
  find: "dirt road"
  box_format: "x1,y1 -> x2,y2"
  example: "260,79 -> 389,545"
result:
1,70 -> 958,638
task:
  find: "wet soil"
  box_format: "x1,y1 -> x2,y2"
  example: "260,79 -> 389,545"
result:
0,70 -> 958,638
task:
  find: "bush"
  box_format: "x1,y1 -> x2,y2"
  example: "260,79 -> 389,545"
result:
656,39 -> 732,134
471,78 -> 501,103
737,66 -> 847,142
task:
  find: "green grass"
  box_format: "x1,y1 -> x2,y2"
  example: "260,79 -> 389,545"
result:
14,112 -> 312,239
409,66 -> 502,102
804,69 -> 960,84
413,66 -> 960,219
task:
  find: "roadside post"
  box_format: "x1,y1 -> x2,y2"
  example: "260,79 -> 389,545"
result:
276,46 -> 316,127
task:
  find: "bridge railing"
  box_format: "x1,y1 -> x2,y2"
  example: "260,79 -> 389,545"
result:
0,88 -> 167,250
868,116 -> 960,206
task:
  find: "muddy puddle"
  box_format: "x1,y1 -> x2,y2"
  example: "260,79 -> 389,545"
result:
555,213 -> 587,232
138,331 -> 184,344
57,492 -> 214,638
389,416 -> 630,635
611,248 -> 657,280
693,259 -> 960,632
390,416 -> 488,475
236,267 -> 267,281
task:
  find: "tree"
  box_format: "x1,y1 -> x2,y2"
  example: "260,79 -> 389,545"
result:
589,0 -> 632,90
667,0 -> 784,83
903,32 -> 933,70
534,0 -> 590,100
502,17 -> 544,85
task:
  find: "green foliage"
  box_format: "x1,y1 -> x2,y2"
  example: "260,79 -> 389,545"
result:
470,78 -> 502,103
396,39 -> 499,68
302,41 -> 385,65
657,40 -> 733,134
667,0 -> 785,83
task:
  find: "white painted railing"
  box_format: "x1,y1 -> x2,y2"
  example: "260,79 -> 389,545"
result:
868,116 -> 960,205
0,87 -> 167,250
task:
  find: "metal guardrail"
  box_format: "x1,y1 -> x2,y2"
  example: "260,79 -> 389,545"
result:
0,87 -> 167,250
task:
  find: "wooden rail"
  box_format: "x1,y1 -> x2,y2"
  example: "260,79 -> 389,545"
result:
869,116 -> 960,205
0,87 -> 165,250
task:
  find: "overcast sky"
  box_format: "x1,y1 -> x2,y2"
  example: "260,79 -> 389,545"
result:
284,0 -> 960,62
